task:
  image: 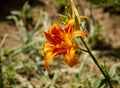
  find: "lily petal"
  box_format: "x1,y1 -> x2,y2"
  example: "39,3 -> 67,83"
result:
41,42 -> 55,56
67,16 -> 90,26
78,16 -> 90,20
52,35 -> 64,44
65,24 -> 72,34
64,47 -> 78,67
71,30 -> 88,39
45,52 -> 57,70
49,22 -> 64,35
44,32 -> 57,45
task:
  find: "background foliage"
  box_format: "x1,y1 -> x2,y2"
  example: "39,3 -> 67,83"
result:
0,0 -> 120,88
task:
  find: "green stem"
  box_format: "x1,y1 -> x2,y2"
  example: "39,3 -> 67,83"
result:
0,52 -> 3,88
81,37 -> 113,88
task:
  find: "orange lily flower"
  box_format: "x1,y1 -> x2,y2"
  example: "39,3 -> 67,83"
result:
41,21 -> 88,70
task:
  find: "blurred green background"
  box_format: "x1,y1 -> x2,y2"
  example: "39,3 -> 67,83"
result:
0,0 -> 120,88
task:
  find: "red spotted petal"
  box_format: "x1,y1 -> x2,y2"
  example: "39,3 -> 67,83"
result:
49,22 -> 64,35
64,24 -> 72,34
52,35 -> 64,44
44,32 -> 57,45
53,47 -> 66,55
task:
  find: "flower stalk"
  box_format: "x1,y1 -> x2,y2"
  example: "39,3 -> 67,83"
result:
42,0 -> 113,87
70,0 -> 113,87
81,37 -> 113,88
73,14 -> 113,87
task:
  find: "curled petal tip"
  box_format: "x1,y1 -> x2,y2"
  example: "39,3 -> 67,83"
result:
45,60 -> 50,71
72,30 -> 88,39
41,50 -> 44,56
45,52 -> 57,70
64,47 -> 78,67
78,16 -> 90,20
